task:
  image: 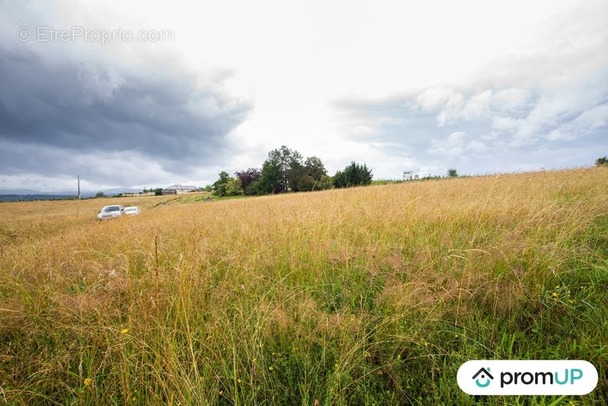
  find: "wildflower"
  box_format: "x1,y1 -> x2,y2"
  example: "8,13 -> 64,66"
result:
84,378 -> 92,387
237,378 -> 242,384
552,292 -> 558,298
269,366 -> 274,371
121,328 -> 129,334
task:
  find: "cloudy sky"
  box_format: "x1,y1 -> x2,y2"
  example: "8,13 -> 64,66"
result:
0,0 -> 606,192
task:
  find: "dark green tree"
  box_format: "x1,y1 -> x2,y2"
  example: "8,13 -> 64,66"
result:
258,146 -> 305,193
304,156 -> 328,181
447,168 -> 458,178
288,157 -> 305,192
297,174 -> 316,192
258,157 -> 283,194
334,162 -> 373,188
596,156 -> 608,166
333,170 -> 346,188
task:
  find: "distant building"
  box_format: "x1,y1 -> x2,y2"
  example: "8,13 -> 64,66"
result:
162,184 -> 197,195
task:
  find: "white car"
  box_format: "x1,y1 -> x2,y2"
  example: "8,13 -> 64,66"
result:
97,205 -> 125,220
124,206 -> 141,216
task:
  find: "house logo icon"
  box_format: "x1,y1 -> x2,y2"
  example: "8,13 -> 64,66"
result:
472,367 -> 494,388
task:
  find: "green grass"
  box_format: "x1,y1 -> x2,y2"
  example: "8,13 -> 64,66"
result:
0,168 -> 607,405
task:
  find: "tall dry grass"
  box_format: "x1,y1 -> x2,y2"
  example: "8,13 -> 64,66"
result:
1,168 -> 607,404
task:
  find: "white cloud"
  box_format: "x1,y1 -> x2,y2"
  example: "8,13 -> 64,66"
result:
416,88 -> 459,112
428,131 -> 487,158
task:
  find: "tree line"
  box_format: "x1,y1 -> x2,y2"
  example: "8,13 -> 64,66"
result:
211,145 -> 373,197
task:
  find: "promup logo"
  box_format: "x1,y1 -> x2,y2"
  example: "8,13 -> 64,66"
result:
457,360 -> 598,395
472,367 -> 494,388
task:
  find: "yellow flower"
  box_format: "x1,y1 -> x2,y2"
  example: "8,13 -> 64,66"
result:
84,378 -> 92,387
121,328 -> 129,334
552,292 -> 558,298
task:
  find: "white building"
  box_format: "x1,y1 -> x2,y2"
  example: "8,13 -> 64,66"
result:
162,184 -> 197,195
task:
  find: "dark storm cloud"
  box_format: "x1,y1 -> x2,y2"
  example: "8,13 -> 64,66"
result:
0,45 -> 251,169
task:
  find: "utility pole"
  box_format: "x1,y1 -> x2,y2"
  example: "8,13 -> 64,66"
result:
77,175 -> 81,200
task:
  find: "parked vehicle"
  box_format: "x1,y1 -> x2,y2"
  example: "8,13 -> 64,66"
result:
97,205 -> 125,220
124,206 -> 141,216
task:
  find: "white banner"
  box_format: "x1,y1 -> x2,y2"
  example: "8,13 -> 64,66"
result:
457,360 -> 598,396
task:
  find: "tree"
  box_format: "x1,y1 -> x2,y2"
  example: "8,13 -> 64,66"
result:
596,156 -> 608,166
225,177 -> 243,196
333,170 -> 346,188
297,174 -> 316,192
334,162 -> 373,188
318,174 -> 334,190
258,146 -> 304,193
447,168 -> 458,178
95,191 -> 106,198
288,158 -> 305,192
304,156 -> 327,181
154,188 -> 163,196
245,180 -> 261,196
235,168 -> 261,195
212,171 -> 231,197
258,157 -> 283,194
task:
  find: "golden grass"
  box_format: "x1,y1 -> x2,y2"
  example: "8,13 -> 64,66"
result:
1,168 -> 607,404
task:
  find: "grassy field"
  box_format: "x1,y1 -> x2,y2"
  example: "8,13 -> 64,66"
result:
1,168 -> 607,405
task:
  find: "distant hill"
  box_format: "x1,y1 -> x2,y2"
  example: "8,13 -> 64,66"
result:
0,188 -> 141,202
0,194 -> 76,202
0,188 -> 143,202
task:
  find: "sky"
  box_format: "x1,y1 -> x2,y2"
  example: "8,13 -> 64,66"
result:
0,0 -> 606,193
